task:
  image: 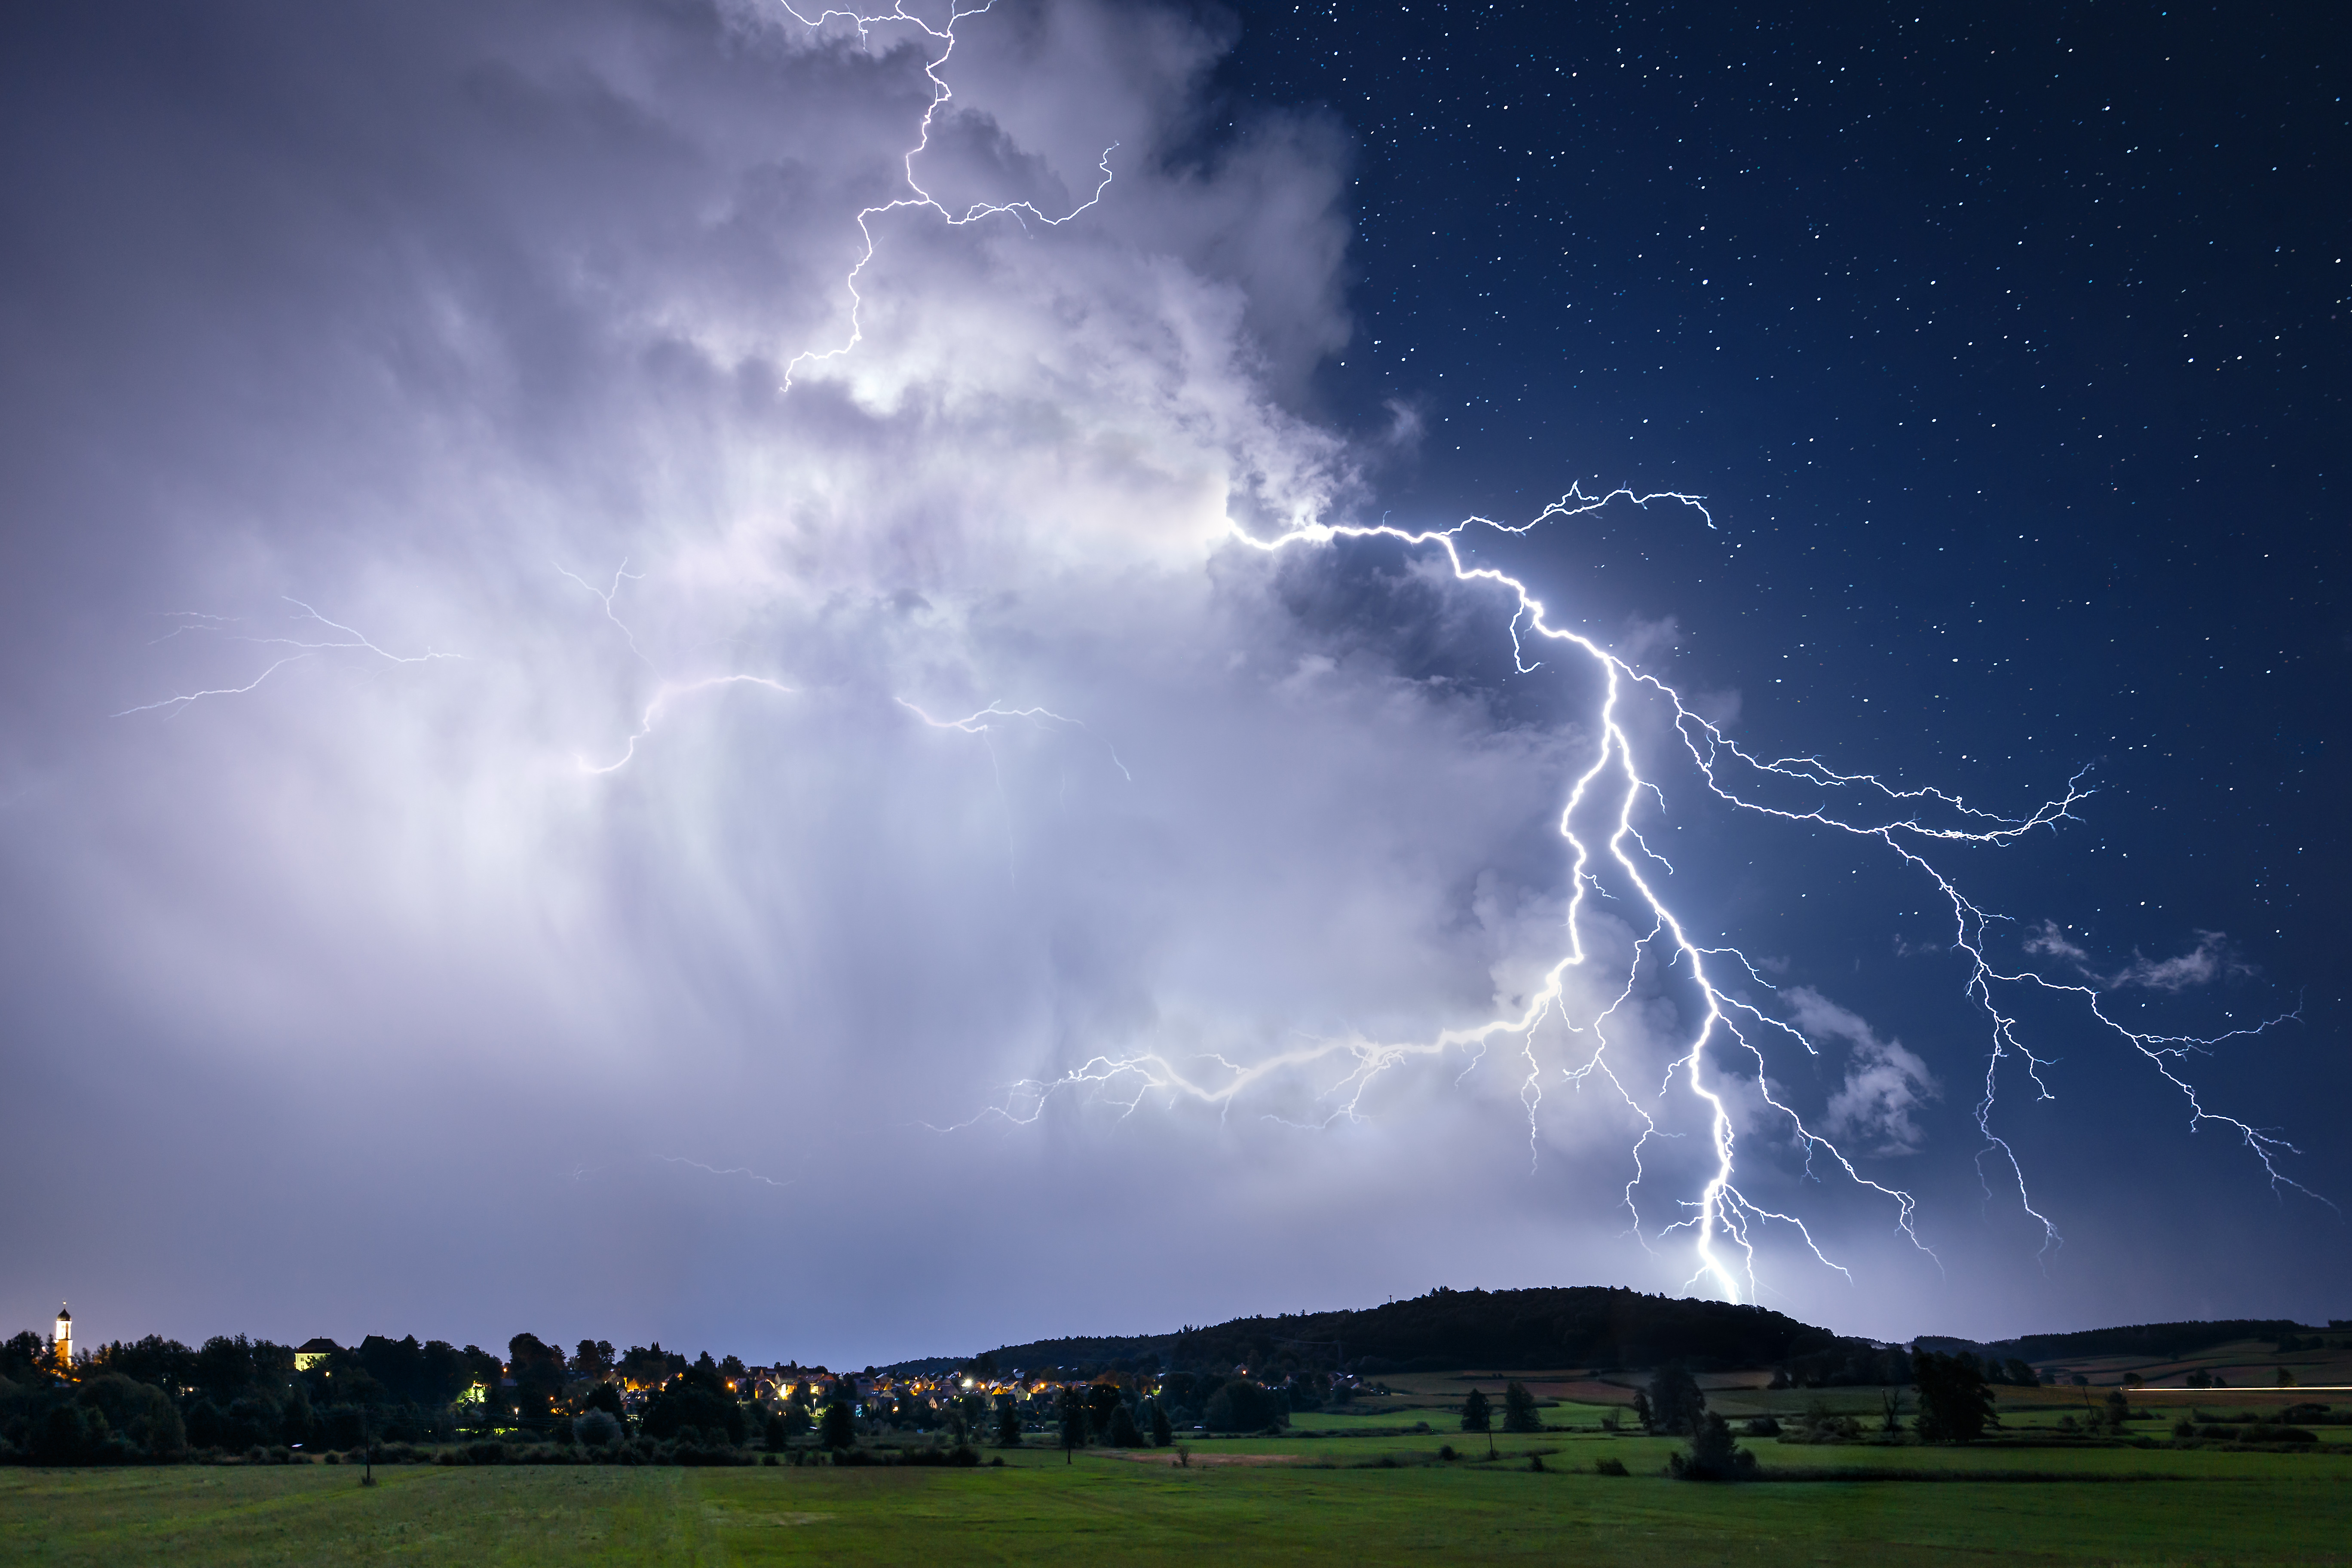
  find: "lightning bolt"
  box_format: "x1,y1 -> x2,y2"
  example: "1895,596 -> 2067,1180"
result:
945,501 -> 2318,1303
778,0 -> 1117,392
654,1154 -> 793,1188
560,564 -> 794,774
113,599 -> 461,718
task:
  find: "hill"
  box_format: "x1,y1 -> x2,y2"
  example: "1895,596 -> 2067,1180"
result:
1919,1318 -> 2329,1365
965,1286 -> 1853,1378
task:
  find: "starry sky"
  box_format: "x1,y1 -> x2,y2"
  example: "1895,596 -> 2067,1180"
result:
0,0 -> 2343,1367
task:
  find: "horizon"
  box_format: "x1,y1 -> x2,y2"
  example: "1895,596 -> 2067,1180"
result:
25,1286 -> 2345,1378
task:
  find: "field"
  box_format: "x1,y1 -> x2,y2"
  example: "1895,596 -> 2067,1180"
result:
10,1344 -> 2349,1566
6,1428 -> 2349,1567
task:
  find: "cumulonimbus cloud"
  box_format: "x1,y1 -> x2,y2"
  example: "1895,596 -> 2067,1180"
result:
4,0 -> 2309,1358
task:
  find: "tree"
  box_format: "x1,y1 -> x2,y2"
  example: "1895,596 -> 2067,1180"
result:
77,1372 -> 184,1458
508,1334 -> 567,1423
1149,1400 -> 1173,1448
1669,1412 -> 1758,1481
820,1390 -> 858,1451
578,1408 -> 625,1448
92,1335 -> 197,1395
1460,1386 -> 1494,1455
1645,1364 -> 1706,1439
572,1340 -> 616,1381
1502,1381 -> 1541,1433
2102,1388 -> 2132,1433
1203,1380 -> 1286,1432
35,1403 -> 112,1465
1912,1351 -> 1998,1443
640,1377 -> 748,1446
995,1401 -> 1023,1448
1631,1390 -> 1654,1433
1085,1381 -> 1125,1436
1058,1386 -> 1087,1462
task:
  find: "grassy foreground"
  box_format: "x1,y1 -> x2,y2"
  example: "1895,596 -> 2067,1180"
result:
5,1443 -> 2350,1568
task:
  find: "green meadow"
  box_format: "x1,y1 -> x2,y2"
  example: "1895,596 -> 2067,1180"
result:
6,1431 -> 2348,1568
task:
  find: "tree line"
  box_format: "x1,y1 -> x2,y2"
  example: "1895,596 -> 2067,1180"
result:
0,1324 -> 1315,1467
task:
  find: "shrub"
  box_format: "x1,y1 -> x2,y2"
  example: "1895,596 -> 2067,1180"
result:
1593,1457 -> 1629,1476
574,1410 -> 623,1449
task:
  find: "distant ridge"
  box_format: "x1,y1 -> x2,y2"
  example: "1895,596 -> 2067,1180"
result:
961,1286 -> 1853,1377
1919,1318 -> 2324,1365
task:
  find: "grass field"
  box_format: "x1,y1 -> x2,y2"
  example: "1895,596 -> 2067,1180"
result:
6,1434 -> 2349,1568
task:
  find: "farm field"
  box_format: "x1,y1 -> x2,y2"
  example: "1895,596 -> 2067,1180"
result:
5,1435 -> 2349,1568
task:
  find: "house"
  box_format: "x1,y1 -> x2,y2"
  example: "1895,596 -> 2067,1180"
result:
294,1338 -> 340,1372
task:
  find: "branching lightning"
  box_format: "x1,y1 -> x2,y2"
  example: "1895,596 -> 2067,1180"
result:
654,1154 -> 794,1188
112,600 -> 461,718
942,504 -> 2318,1302
777,0 -> 1116,392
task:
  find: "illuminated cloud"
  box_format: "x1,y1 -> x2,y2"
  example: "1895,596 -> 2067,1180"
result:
0,0 -> 2321,1359
2024,921 -> 2241,992
1785,988 -> 1939,1158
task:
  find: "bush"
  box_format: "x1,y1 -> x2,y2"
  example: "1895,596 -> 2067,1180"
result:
1744,1416 -> 1782,1438
574,1410 -> 623,1449
1593,1457 -> 1629,1476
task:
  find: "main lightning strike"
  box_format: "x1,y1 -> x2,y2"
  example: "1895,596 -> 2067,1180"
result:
950,502 -> 2315,1303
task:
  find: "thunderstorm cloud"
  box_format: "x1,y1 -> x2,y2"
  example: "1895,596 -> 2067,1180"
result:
0,0 -> 2326,1362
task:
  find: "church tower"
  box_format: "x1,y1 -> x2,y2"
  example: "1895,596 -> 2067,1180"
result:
53,1303 -> 71,1366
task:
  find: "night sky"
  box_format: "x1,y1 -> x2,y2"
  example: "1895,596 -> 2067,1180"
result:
1,0 -> 2344,1369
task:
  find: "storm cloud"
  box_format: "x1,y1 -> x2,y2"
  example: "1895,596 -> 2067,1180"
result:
2,0 -> 2328,1365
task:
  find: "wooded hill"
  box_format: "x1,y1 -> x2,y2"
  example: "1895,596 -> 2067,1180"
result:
1919,1319 -> 2332,1365
976,1286 -> 1853,1378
